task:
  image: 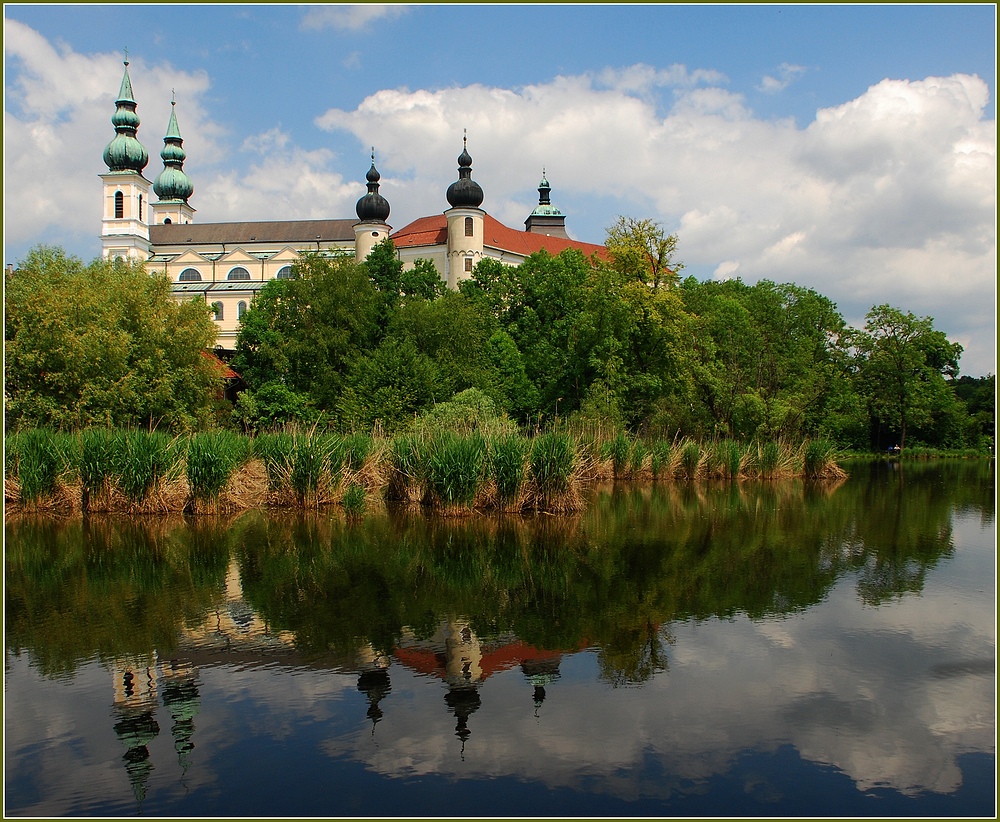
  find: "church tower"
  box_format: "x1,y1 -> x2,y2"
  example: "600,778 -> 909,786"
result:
151,96 -> 196,226
524,170 -> 568,238
353,149 -> 392,262
444,132 -> 484,289
99,57 -> 152,261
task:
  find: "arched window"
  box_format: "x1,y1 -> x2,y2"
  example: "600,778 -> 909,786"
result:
114,191 -> 124,219
227,267 -> 251,281
163,217 -> 172,225
210,302 -> 223,321
237,301 -> 248,320
276,265 -> 294,279
464,216 -> 473,237
179,268 -> 201,282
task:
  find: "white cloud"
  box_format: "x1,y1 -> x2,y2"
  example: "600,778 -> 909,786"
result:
4,19 -> 995,375
299,4 -> 409,32
758,62 -> 808,94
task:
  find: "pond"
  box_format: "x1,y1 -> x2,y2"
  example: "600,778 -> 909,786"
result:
4,460 -> 996,817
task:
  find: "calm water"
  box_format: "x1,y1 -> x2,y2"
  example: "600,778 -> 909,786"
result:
5,460 -> 996,817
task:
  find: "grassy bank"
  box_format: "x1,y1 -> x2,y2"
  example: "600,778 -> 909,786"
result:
4,427 -> 846,516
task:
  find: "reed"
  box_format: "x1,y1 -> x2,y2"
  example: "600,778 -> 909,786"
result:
803,438 -> 844,478
650,440 -> 672,479
290,435 -> 328,505
680,440 -> 701,479
341,482 -> 366,520
711,439 -> 743,480
425,432 -> 486,508
387,434 -> 424,501
343,433 -> 372,473
14,429 -> 62,502
604,431 -> 631,479
186,430 -> 250,502
629,439 -> 649,478
489,433 -> 528,507
251,432 -> 296,490
529,431 -> 576,509
756,439 -> 782,479
111,429 -> 178,502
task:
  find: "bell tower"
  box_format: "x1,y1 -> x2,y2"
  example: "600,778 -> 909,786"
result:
99,56 -> 152,261
444,131 -> 485,288
354,149 -> 392,262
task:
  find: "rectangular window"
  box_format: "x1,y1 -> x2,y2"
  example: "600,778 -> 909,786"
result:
465,258 -> 473,273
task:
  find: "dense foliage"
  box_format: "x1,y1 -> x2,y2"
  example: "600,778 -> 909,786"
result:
5,246 -> 223,431
6,229 -> 992,454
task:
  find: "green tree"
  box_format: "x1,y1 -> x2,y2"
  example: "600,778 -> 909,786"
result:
853,304 -> 963,450
232,253 -> 379,411
5,245 -> 221,431
605,216 -> 684,290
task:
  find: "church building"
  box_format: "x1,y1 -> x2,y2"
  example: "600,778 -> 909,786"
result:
100,60 -> 605,347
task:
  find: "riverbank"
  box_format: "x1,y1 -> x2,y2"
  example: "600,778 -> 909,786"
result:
4,428 -> 847,516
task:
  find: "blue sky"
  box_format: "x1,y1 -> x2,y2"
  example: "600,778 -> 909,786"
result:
4,4 -> 996,375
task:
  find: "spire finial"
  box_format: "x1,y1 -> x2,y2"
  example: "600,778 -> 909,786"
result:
171,88 -> 176,105
123,46 -> 129,66
463,128 -> 467,149
371,146 -> 375,163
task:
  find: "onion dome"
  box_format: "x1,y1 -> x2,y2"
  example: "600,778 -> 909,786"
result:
103,59 -> 149,173
153,99 -> 194,202
355,148 -> 391,222
446,131 -> 484,208
530,169 -> 564,217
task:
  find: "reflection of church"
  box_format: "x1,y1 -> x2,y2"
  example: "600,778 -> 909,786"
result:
107,559 -> 570,800
111,654 -> 201,813
100,59 -> 605,347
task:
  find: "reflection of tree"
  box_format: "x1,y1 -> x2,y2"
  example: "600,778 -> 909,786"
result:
4,516 -> 231,677
7,461 -> 985,691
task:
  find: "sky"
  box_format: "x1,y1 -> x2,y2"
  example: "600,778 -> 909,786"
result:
4,3 -> 997,376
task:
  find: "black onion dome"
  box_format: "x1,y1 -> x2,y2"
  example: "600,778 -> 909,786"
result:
356,153 -> 391,222
446,135 -> 484,208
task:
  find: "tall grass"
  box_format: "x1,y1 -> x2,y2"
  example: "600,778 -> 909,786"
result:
79,428 -> 115,508
489,434 -> 528,507
710,439 -> 743,480
14,429 -> 62,502
680,440 -> 701,479
425,432 -> 486,508
650,441 -> 673,479
387,434 -> 424,501
530,432 -> 577,509
290,435 -> 328,504
112,429 -> 178,502
186,430 -> 249,502
803,439 -> 843,478
251,432 -> 296,490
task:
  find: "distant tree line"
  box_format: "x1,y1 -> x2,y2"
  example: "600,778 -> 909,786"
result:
5,227 -> 994,453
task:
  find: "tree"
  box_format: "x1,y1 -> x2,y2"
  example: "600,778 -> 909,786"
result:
232,253 -> 379,411
5,245 -> 222,431
853,304 -> 963,450
605,216 -> 684,290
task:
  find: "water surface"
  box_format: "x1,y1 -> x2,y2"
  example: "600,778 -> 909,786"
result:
5,460 -> 995,816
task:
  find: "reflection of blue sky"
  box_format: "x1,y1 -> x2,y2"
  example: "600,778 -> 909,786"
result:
5,517 -> 994,816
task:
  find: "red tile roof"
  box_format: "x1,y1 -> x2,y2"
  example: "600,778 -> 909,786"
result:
392,214 -> 607,260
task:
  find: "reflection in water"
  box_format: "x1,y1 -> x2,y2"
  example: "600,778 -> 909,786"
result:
4,460 -> 995,816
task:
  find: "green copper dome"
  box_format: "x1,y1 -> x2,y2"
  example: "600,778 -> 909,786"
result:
530,170 -> 564,217
103,61 -> 148,174
153,100 -> 194,202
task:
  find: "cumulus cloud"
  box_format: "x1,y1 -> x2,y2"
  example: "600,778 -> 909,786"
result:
4,19 -> 994,374
299,4 -> 409,32
315,71 -> 995,374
